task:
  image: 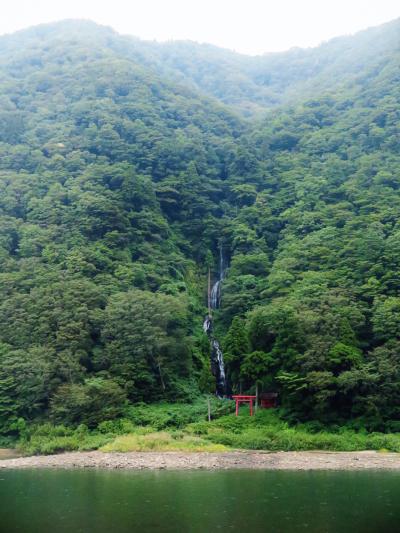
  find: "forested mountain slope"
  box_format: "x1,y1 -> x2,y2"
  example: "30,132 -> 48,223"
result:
0,19 -> 399,432
131,18 -> 400,115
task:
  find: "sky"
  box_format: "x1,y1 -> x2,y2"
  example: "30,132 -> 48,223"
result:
1,0 -> 399,55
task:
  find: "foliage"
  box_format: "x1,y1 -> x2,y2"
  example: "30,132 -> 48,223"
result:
100,432 -> 227,452
0,18 -> 400,431
187,410 -> 400,452
124,399 -> 234,430
49,378 -> 127,427
16,407 -> 400,456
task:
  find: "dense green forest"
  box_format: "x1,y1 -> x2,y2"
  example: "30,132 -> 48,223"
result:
0,18 -> 399,438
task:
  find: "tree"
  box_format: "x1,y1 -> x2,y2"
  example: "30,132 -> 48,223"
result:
50,378 -> 127,427
372,297 -> 400,342
0,345 -> 52,432
99,290 -> 190,401
223,317 -> 249,392
240,351 -> 275,407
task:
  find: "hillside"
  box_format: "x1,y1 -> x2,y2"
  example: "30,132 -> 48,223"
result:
0,19 -> 399,435
126,18 -> 400,115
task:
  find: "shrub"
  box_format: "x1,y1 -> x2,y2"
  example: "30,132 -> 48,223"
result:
124,398 -> 234,430
50,378 -> 127,427
100,432 -> 227,452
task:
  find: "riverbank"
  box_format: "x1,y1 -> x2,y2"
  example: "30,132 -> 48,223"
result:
1,450 -> 400,470
0,449 -> 22,460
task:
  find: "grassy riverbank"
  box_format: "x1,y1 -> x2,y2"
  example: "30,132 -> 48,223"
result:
7,400 -> 400,456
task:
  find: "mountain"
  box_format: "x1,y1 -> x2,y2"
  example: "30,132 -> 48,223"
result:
113,18 -> 400,116
0,18 -> 399,431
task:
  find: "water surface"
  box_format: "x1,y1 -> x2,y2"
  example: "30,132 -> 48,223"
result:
0,469 -> 399,532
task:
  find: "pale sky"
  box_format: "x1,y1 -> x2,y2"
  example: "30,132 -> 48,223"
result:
1,0 -> 399,55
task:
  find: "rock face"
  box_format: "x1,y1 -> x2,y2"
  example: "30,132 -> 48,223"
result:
1,451 -> 400,470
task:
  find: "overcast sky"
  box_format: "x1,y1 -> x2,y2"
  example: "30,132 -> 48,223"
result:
2,0 -> 399,55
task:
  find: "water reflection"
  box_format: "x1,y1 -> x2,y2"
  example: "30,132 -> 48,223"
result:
0,469 -> 399,532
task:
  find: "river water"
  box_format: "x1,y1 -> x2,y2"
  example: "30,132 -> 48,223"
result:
0,469 -> 399,532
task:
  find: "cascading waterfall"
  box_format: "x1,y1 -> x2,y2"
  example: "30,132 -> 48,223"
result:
211,339 -> 226,396
210,280 -> 221,310
210,246 -> 224,309
203,246 -> 227,397
203,315 -> 212,335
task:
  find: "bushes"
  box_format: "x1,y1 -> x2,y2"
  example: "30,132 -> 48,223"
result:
193,409 -> 400,452
16,422 -> 114,455
100,431 -> 227,452
14,398 -> 234,455
97,418 -> 137,435
50,378 -> 127,427
124,398 -> 234,430
12,404 -> 400,455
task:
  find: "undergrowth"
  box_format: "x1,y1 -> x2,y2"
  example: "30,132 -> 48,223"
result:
101,431 -> 227,452
11,401 -> 400,455
187,409 -> 400,452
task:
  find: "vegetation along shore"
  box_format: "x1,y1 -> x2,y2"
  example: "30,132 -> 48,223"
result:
3,404 -> 400,465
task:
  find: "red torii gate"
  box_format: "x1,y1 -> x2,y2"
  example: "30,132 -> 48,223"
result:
232,395 -> 256,416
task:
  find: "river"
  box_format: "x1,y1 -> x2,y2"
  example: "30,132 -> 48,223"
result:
0,469 -> 399,532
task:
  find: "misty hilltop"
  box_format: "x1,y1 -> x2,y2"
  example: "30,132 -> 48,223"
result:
1,17 -> 399,116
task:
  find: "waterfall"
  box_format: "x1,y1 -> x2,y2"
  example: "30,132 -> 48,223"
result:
211,339 -> 226,395
210,246 -> 225,310
210,280 -> 221,309
203,315 -> 212,334
204,245 -> 227,397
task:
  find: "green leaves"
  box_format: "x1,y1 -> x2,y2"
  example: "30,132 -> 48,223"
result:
372,297 -> 400,341
241,351 -> 275,382
99,290 -> 190,401
0,345 -> 52,431
50,378 -> 127,427
0,19 -> 399,430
